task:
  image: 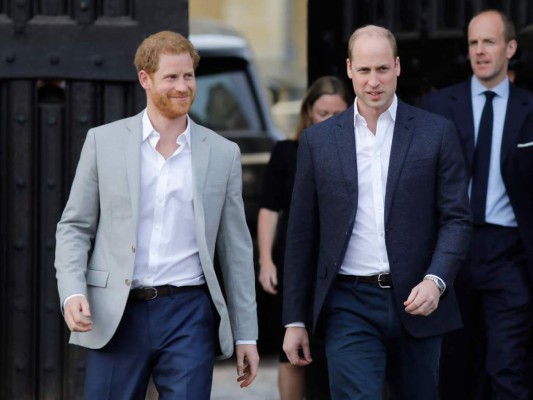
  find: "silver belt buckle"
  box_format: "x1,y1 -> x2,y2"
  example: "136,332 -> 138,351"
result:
378,273 -> 391,289
145,287 -> 158,300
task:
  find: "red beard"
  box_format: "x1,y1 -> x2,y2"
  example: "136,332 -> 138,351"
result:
151,90 -> 195,119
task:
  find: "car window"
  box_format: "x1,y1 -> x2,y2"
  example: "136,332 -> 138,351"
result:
191,57 -> 265,134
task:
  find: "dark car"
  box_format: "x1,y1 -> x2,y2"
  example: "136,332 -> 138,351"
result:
190,20 -> 284,353
190,19 -> 283,240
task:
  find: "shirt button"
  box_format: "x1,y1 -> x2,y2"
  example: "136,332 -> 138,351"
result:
125,279 -> 131,286
131,246 -> 136,253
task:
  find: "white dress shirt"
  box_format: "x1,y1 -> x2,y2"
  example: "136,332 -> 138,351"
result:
339,97 -> 396,276
471,76 -> 517,227
132,111 -> 205,288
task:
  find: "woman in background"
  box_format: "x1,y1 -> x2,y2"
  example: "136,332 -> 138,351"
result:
257,75 -> 352,400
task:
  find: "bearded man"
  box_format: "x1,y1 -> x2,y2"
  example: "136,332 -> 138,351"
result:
54,31 -> 259,400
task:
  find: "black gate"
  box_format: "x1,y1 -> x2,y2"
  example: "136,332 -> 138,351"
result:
0,1 -> 188,398
308,0 -> 533,102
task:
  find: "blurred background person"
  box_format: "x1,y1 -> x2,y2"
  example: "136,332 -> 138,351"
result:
257,75 -> 352,400
421,10 -> 533,400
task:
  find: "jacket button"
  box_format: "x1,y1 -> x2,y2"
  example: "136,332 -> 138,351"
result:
125,279 -> 131,286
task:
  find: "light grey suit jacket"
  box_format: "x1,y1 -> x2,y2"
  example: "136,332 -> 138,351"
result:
55,111 -> 258,359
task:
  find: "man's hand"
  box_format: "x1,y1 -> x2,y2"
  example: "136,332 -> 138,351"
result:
283,327 -> 312,366
235,344 -> 259,388
258,261 -> 278,295
64,295 -> 93,332
404,280 -> 441,316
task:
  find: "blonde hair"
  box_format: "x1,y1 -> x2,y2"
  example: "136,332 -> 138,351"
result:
134,31 -> 200,74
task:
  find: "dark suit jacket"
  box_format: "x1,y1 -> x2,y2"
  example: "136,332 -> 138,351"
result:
282,100 -> 472,338
421,80 -> 533,277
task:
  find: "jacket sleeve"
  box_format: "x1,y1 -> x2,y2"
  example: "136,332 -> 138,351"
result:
282,132 -> 319,325
426,119 -> 472,285
55,129 -> 100,309
215,144 -> 258,341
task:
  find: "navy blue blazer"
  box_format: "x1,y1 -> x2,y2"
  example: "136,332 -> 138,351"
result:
282,100 -> 472,338
421,81 -> 533,277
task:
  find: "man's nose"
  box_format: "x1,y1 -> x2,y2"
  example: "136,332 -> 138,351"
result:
368,72 -> 379,87
174,77 -> 188,91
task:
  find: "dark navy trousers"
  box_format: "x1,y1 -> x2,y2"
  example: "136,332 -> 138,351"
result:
323,279 -> 441,400
84,286 -> 216,400
440,224 -> 532,400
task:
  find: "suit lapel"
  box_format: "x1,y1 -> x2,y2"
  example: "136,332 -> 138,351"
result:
190,119 -> 210,208
384,101 -> 414,223
501,85 -> 529,166
449,82 -> 475,170
334,106 -> 358,203
124,112 -> 143,231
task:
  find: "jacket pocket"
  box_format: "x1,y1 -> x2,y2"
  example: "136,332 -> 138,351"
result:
86,269 -> 109,287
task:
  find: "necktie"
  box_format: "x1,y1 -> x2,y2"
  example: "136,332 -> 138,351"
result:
471,90 -> 496,225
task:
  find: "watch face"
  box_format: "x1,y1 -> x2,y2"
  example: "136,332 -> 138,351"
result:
426,277 -> 444,293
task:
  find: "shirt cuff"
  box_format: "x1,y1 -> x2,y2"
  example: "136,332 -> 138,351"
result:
63,294 -> 86,310
235,340 -> 257,345
424,274 -> 446,295
285,322 -> 305,328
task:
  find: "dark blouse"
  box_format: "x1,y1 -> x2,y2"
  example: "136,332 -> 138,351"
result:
259,140 -> 299,270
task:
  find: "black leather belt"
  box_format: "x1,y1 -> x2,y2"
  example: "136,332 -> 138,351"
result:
337,273 -> 392,288
128,284 -> 206,301
474,222 -> 518,232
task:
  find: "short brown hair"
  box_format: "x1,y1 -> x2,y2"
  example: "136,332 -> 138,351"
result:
347,25 -> 397,60
469,10 -> 516,43
134,31 -> 200,74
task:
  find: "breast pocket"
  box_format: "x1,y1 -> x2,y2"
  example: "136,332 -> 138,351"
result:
517,141 -> 533,149
402,158 -> 434,170
204,181 -> 226,196
400,158 -> 436,191
515,145 -> 533,177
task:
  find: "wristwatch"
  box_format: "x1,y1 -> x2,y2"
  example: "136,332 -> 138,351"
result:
424,275 -> 445,295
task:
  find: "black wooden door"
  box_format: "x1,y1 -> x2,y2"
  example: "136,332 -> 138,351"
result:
0,1 -> 188,399
308,0 -> 533,101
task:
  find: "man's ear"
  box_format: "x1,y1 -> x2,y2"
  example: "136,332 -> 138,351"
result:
138,70 -> 151,90
506,39 -> 517,60
395,57 -> 401,77
346,58 -> 353,79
